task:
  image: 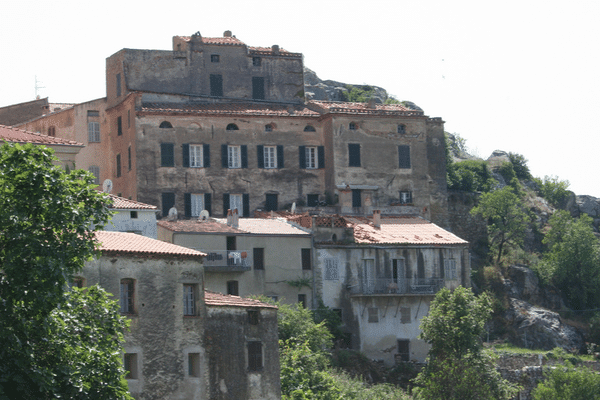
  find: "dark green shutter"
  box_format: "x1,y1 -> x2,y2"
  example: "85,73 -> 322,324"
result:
223,193 -> 230,216
203,144 -> 210,167
299,146 -> 306,169
204,193 -> 212,216
184,193 -> 191,218
241,145 -> 248,168
161,143 -> 174,167
182,144 -> 190,167
257,145 -> 264,168
318,146 -> 325,169
277,145 -> 284,168
221,145 -> 228,168
243,194 -> 250,217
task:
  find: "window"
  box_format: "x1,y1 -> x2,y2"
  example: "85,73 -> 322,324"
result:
400,307 -> 411,324
257,145 -> 283,169
226,123 -> 239,131
223,193 -> 249,217
398,145 -> 411,169
190,144 -> 203,167
352,189 -> 361,208
349,122 -> 357,130
159,121 -> 173,129
223,145 -> 246,169
303,125 -> 316,132
264,146 -> 276,168
252,77 -> 265,100
88,122 -> 100,142
301,248 -> 311,270
400,191 -> 412,204
130,211 -> 138,219
445,259 -> 458,280
348,143 -> 361,167
307,194 -> 319,207
324,258 -> 339,280
183,284 -> 197,316
253,248 -> 264,270
188,353 -> 200,377
397,124 -> 406,134
116,73 -> 121,97
116,154 -> 121,178
299,146 -> 324,169
47,126 -> 56,137
248,310 -> 259,325
183,144 -> 210,168
191,194 -> 204,217
210,74 -> 223,97
124,353 -> 138,379
264,124 -> 273,132
128,146 -> 132,171
88,166 -> 100,185
230,194 -> 243,214
265,194 -> 278,211
161,143 -> 175,167
161,192 -> 175,218
227,280 -> 239,296
298,294 -> 307,308
117,116 -> 122,136
253,56 -> 261,66
247,341 -> 262,371
397,340 -> 410,362
268,295 -> 278,302
368,307 -> 379,323
120,279 -> 134,314
185,193 -> 212,218
211,54 -> 220,63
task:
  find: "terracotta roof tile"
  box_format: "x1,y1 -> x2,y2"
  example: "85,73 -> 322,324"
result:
158,219 -> 244,234
157,218 -> 309,236
177,35 -> 245,46
96,231 -> 205,258
308,100 -> 424,116
141,102 -> 319,117
0,125 -> 83,146
248,46 -> 301,57
345,216 -> 468,245
107,194 -> 158,210
205,290 -> 277,309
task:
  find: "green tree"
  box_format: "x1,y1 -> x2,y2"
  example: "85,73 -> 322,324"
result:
540,211 -> 600,310
471,186 -> 528,265
532,363 -> 600,400
0,143 -> 129,398
536,175 -> 571,208
447,160 -> 496,192
413,287 -> 517,400
507,152 -> 532,180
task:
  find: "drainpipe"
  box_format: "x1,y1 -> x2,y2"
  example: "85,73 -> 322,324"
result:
311,217 -> 317,310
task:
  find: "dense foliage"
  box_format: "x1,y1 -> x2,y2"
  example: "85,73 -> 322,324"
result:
447,160 -> 496,192
535,175 -> 571,208
532,363 -> 600,400
413,287 -> 517,400
0,143 -> 130,399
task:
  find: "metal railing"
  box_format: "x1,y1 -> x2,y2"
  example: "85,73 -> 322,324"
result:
202,250 -> 252,271
350,278 -> 444,295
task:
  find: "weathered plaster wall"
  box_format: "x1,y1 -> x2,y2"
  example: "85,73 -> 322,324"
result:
105,209 -> 158,238
204,306 -> 280,400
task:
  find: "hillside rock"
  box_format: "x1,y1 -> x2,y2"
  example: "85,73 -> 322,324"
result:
504,265 -> 564,310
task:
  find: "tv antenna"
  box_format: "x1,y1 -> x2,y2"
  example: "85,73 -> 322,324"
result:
35,75 -> 45,99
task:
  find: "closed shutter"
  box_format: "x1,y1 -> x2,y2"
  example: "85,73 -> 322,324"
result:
243,194 -> 250,217
398,145 -> 411,168
241,145 -> 248,168
222,193 -> 230,216
184,193 -> 192,218
210,74 -> 223,97
299,146 -> 306,169
204,193 -> 212,216
182,144 -> 190,168
221,145 -> 228,168
161,192 -> 175,217
257,145 -> 264,168
203,144 -> 210,167
252,77 -> 265,100
277,145 -> 284,168
161,143 -> 174,167
348,143 -> 361,167
317,146 -> 325,169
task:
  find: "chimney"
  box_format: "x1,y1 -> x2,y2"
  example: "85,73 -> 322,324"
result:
232,208 -> 239,228
223,30 -> 232,37
226,209 -> 233,226
272,44 -> 280,54
373,209 -> 381,228
367,98 -> 377,109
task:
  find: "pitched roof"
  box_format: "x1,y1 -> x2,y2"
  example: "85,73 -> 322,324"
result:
0,124 -> 83,147
308,100 -> 424,117
140,102 -> 319,117
204,291 -> 277,309
177,35 -> 246,46
345,216 -> 468,245
158,218 -> 310,236
95,231 -> 205,258
107,194 -> 158,210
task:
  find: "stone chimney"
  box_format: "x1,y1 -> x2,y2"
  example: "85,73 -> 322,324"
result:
232,208 -> 239,228
226,209 -> 233,226
373,209 -> 381,228
224,30 -> 232,37
272,45 -> 280,54
367,98 -> 377,109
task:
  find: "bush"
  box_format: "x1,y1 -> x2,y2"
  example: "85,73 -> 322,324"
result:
532,363 -> 600,399
535,175 -> 571,208
448,160 -> 497,192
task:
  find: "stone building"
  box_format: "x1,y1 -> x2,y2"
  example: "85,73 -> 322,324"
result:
104,194 -> 159,238
81,231 -> 280,400
157,214 -> 314,307
13,30 -> 448,226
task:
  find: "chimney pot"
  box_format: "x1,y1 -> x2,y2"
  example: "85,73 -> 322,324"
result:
224,30 -> 232,37
272,44 -> 280,54
373,209 -> 381,228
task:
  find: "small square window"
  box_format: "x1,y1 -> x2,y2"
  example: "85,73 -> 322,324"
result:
211,54 -> 220,63
397,124 -> 406,134
253,57 -> 261,66
227,280 -> 239,296
349,122 -> 357,130
248,310 -> 259,325
264,124 -> 273,132
130,211 -> 138,219
400,191 -> 412,204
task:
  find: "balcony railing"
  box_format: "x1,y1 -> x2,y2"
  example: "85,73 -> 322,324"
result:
202,250 -> 252,272
350,278 -> 444,296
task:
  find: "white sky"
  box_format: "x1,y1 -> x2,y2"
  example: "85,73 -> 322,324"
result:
1,0 -> 599,196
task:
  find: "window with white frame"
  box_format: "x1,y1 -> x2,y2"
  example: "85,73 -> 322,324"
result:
444,259 -> 458,280
88,122 -> 100,142
305,146 -> 317,169
120,279 -> 134,314
190,145 -> 203,168
183,284 -> 196,316
228,145 -> 241,168
400,190 -> 413,204
230,194 -> 243,214
264,146 -> 277,169
324,258 -> 339,280
190,194 -> 205,217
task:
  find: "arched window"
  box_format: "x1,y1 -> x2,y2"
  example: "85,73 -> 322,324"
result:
159,121 -> 173,129
226,123 -> 239,131
48,126 -> 56,137
303,125 -> 316,132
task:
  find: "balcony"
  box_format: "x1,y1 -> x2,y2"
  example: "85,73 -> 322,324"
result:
349,278 -> 444,296
202,250 -> 252,272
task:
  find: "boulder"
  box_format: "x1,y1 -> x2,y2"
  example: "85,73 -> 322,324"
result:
576,195 -> 600,217
504,265 -> 564,310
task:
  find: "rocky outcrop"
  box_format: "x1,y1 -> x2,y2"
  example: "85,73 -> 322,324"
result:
504,265 -> 564,310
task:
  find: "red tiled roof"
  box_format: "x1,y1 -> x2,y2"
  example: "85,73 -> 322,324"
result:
107,194 -> 158,210
0,125 -> 83,146
177,35 -> 245,46
248,46 -> 301,57
346,216 -> 468,245
205,290 -> 277,309
158,219 -> 244,234
140,102 -> 319,117
308,100 -> 424,116
158,218 -> 309,236
96,231 -> 205,258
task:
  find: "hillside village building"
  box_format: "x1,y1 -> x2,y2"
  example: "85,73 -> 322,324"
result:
82,231 -> 280,400
13,30 -> 449,227
104,194 -> 159,238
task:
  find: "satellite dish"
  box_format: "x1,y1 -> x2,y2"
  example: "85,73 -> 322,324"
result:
102,179 -> 113,193
199,210 -> 210,221
167,207 -> 178,221
291,202 -> 296,214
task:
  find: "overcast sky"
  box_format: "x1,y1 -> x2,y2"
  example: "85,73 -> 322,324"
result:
2,0 -> 599,197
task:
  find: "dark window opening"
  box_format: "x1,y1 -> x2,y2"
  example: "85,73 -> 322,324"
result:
397,339 -> 410,362
226,236 -> 236,251
130,211 -> 138,219
348,143 -> 361,167
253,248 -> 264,270
368,307 -> 379,323
307,194 -> 319,207
265,124 -> 273,132
159,121 -> 173,129
210,74 -> 223,97
352,189 -> 362,208
120,279 -> 134,314
188,353 -> 200,377
301,248 -> 312,270
248,341 -> 262,371
252,77 -> 265,100
161,192 -> 175,218
226,123 -> 239,131
253,57 -> 261,66
116,154 -> 121,178
397,124 -> 406,134
116,73 -> 122,97
227,280 -> 239,296
117,116 -> 123,135
160,143 -> 175,167
47,126 -> 56,137
211,54 -> 220,63
128,146 -> 132,171
298,294 -> 307,308
398,145 -> 411,169
349,122 -> 357,130
248,310 -> 259,325
265,193 -> 278,211
303,125 -> 316,132
124,353 -> 137,379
